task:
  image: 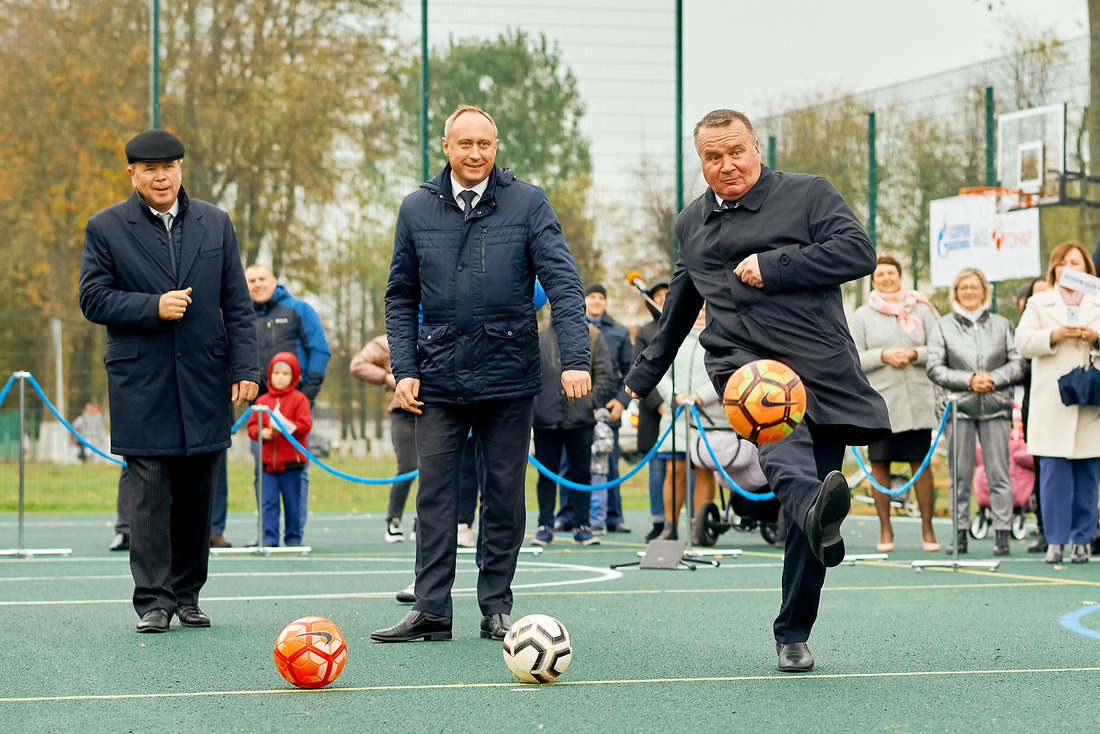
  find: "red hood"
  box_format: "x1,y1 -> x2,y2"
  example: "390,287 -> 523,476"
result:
266,351 -> 301,397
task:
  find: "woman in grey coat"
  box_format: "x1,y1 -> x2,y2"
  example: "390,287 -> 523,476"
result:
927,268 -> 1026,556
851,255 -> 941,552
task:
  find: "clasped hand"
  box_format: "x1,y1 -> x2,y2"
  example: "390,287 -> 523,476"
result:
158,287 -> 192,320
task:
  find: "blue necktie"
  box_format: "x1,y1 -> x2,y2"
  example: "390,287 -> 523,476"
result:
459,190 -> 477,218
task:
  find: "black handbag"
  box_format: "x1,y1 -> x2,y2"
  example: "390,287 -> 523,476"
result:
1058,352 -> 1100,406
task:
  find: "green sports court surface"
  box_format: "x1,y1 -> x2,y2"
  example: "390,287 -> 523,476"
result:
1,510 -> 1098,733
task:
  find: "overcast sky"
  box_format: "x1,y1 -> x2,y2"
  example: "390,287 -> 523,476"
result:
683,0 -> 1088,123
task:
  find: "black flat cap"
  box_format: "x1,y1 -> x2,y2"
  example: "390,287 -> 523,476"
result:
125,129 -> 185,164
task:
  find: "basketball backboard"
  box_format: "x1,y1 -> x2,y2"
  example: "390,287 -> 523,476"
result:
997,103 -> 1066,206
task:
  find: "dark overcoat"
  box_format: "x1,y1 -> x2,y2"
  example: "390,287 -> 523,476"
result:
79,189 -> 259,456
625,166 -> 890,446
385,164 -> 589,402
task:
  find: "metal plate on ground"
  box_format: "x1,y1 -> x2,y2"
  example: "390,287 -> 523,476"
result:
639,539 -> 686,569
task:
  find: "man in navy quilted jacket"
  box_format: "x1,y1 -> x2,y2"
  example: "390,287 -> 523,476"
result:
373,105 -> 591,644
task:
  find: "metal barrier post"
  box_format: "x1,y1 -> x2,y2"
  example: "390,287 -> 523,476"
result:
0,372 -> 72,558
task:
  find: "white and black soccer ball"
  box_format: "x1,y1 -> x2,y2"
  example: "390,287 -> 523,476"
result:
502,614 -> 572,684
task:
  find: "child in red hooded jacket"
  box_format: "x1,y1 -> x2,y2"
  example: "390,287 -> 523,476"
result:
248,352 -> 313,546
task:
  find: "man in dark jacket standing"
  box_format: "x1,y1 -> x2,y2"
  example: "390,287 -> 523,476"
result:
581,283 -> 634,533
532,319 -> 616,546
625,110 -> 890,672
373,105 -> 591,643
79,129 -> 259,633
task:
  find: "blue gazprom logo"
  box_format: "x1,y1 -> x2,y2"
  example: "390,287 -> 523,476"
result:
936,221 -> 971,258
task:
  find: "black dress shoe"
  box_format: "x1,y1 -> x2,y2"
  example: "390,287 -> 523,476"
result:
606,522 -> 631,533
371,611 -> 452,642
177,605 -> 211,628
109,533 -> 129,551
777,641 -> 814,672
395,583 -> 416,604
136,609 -> 170,633
806,471 -> 850,568
480,613 -> 514,640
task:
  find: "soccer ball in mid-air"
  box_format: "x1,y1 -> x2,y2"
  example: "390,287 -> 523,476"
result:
274,616 -> 348,689
502,614 -> 572,684
723,359 -> 806,443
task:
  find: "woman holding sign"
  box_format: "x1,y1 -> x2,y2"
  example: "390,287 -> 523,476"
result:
1016,242 -> 1100,564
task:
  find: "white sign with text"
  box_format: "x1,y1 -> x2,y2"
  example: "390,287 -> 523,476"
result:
929,196 -> 1041,288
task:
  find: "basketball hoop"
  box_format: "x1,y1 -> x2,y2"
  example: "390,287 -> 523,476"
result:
958,186 -> 1034,213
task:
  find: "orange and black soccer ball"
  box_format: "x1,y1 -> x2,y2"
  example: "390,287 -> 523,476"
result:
274,616 -> 348,689
723,359 -> 807,443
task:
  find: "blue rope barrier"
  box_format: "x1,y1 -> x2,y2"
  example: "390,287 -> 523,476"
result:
231,407 -> 254,434
24,373 -> 126,466
689,404 -> 775,501
260,410 -> 419,485
0,373 -> 16,410
525,404 -> 686,492
847,400 -> 953,496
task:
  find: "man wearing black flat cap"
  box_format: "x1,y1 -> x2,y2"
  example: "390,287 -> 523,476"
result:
79,129 -> 259,633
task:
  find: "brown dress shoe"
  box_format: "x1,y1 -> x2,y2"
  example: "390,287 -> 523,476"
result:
210,534 -> 232,548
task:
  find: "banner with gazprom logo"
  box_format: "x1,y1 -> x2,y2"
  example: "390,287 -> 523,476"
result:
929,195 -> 1040,288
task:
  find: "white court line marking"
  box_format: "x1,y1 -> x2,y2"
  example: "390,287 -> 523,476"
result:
4,667 -> 1100,703
0,560 -> 622,607
0,567 -> 589,583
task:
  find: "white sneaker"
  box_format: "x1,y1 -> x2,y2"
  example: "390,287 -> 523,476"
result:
385,518 -> 404,543
457,523 -> 475,548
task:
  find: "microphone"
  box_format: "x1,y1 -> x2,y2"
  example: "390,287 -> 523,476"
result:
625,271 -> 649,292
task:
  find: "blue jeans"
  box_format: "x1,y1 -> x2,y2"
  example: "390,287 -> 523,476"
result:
648,455 -> 666,523
262,468 -> 304,546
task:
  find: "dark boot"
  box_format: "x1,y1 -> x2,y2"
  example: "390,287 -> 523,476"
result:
947,529 -> 968,555
993,529 -> 1010,556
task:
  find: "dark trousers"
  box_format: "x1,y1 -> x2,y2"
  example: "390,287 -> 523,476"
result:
210,460 -> 229,536
533,425 -> 594,528
126,451 -> 221,617
262,468 -> 304,546
457,433 -> 480,527
605,426 -> 624,525
387,409 -> 418,521
114,465 -> 130,535
412,398 -> 533,618
757,419 -> 845,643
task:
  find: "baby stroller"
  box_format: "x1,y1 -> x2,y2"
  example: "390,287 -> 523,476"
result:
970,439 -> 1033,540
686,424 -> 785,548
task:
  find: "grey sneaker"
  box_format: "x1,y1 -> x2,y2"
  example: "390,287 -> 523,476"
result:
1045,544 -> 1064,564
385,518 -> 404,543
1071,543 -> 1090,563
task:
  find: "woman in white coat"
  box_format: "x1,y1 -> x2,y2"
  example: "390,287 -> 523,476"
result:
1015,241 -> 1100,564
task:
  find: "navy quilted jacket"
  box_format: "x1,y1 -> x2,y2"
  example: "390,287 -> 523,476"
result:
385,165 -> 589,402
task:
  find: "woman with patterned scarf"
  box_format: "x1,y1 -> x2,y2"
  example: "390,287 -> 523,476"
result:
851,255 -> 941,552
